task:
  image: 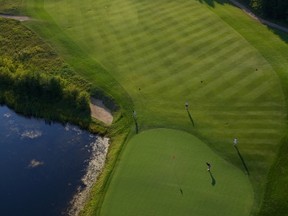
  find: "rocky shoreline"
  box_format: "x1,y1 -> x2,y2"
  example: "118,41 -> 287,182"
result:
67,136 -> 109,216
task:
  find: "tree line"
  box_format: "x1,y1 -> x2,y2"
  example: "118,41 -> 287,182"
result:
241,0 -> 288,21
0,18 -> 95,128
0,56 -> 91,127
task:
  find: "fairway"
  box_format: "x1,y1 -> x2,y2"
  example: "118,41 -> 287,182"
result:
22,0 -> 288,214
101,129 -> 253,216
27,0 -> 287,193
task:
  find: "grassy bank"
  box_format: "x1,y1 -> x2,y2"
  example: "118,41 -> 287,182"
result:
0,0 -> 23,15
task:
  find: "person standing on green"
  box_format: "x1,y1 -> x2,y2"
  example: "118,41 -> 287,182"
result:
185,102 -> 189,110
233,138 -> 238,147
206,162 -> 211,171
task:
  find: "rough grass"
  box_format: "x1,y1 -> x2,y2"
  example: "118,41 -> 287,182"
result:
0,0 -> 23,15
0,18 -> 95,129
101,129 -> 253,216
258,133 -> 288,216
0,18 -> 87,89
15,0 -> 288,215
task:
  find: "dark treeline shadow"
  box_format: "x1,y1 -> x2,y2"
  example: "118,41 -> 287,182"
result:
270,28 -> 288,45
187,110 -> 195,127
209,171 -> 216,186
234,146 -> 250,175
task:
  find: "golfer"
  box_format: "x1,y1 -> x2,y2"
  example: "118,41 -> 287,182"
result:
206,162 -> 211,171
233,138 -> 238,146
185,102 -> 189,110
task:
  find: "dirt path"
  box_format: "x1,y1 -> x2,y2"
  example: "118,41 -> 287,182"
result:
0,14 -> 30,22
90,98 -> 113,125
229,0 -> 288,34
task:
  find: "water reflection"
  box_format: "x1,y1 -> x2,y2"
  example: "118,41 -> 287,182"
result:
0,106 -> 99,216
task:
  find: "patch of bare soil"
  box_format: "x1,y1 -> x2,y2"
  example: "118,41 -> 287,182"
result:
90,98 -> 113,125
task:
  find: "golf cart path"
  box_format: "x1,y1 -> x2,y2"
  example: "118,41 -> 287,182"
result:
229,0 -> 288,34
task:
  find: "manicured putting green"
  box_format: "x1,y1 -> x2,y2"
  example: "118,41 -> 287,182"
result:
101,129 -> 253,216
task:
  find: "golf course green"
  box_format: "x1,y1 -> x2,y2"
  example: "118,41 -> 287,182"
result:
100,129 -> 253,216
4,0 -> 288,215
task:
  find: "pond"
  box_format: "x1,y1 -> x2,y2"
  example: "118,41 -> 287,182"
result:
0,105 -> 108,216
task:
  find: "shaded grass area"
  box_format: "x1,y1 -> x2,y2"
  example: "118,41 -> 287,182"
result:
101,129 -> 253,216
258,133 -> 288,216
234,145 -> 250,175
0,0 -> 23,15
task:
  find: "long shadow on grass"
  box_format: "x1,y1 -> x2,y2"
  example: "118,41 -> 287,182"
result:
179,188 -> 183,195
133,118 -> 139,134
271,28 -> 288,45
187,110 -> 195,127
132,114 -> 139,134
234,146 -> 250,175
209,171 -> 216,186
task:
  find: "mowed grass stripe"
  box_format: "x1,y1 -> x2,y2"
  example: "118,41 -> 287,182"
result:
143,50 -> 254,99
115,38 -> 248,93
176,48 -> 249,93
219,72 -> 273,99
29,0 -> 287,213
107,28 -> 256,98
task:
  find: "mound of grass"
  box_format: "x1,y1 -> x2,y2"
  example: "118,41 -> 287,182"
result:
100,129 -> 253,216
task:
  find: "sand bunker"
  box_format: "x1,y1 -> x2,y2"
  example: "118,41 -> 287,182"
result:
90,98 -> 113,125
